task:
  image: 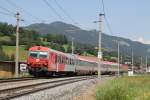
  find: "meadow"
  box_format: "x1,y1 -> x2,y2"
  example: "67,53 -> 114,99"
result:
2,45 -> 27,61
96,76 -> 150,100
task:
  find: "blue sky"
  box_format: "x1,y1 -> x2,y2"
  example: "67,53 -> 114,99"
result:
0,0 -> 150,44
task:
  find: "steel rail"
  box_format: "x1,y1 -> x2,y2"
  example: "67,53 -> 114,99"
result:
0,76 -> 96,100
0,77 -> 36,83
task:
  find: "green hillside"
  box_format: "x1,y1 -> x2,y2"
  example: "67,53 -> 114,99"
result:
26,21 -> 150,58
2,46 -> 27,61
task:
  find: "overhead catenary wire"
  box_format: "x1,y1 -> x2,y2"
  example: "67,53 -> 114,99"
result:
55,0 -> 93,30
54,0 -> 89,30
100,0 -> 120,76
104,16 -> 114,35
54,0 -> 77,24
0,11 -> 15,17
5,0 -> 42,22
5,0 -> 90,30
100,0 -> 114,36
0,3 -> 30,26
0,5 -> 15,15
43,0 -> 64,21
101,0 -> 105,15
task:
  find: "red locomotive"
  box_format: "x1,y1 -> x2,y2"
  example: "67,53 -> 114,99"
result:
27,46 -> 127,77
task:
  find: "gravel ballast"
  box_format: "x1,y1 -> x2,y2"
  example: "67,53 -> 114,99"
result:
12,77 -> 111,100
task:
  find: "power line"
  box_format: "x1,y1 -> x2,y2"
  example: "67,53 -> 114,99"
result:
43,0 -> 64,21
101,0 -> 105,15
0,11 -> 15,17
55,0 -> 92,30
54,0 -> 77,24
100,0 -> 114,36
5,0 -> 42,22
43,0 -> 91,30
0,5 -> 15,15
104,16 -> 113,35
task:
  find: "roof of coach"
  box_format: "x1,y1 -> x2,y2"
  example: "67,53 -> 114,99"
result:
29,46 -> 50,51
76,55 -> 120,65
29,46 -> 76,59
76,55 -> 97,63
50,48 -> 65,55
51,49 -> 75,59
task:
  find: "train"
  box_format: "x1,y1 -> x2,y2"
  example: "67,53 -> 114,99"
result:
27,46 -> 128,77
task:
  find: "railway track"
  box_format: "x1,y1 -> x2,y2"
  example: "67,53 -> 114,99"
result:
0,75 -> 95,84
0,76 -> 96,100
0,77 -> 36,83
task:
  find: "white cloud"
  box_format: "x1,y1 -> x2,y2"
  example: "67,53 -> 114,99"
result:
135,37 -> 150,44
119,41 -> 130,46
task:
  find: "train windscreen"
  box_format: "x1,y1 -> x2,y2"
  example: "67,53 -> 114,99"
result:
29,51 -> 38,58
29,51 -> 48,59
39,52 -> 48,58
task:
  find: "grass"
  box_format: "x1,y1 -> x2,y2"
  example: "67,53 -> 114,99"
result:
96,76 -> 150,100
2,45 -> 27,61
0,36 -> 11,42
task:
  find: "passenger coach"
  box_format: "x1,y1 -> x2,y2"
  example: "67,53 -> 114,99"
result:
27,46 -> 127,77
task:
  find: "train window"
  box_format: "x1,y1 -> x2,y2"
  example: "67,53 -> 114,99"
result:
29,52 -> 38,58
71,59 -> 74,65
79,60 -> 83,66
67,58 -> 69,64
56,55 -> 58,63
63,57 -> 65,64
71,59 -> 73,65
61,56 -> 64,63
65,57 -> 67,64
57,55 -> 61,63
70,59 -> 72,65
69,59 -> 71,65
72,59 -> 75,65
39,52 -> 48,59
66,58 -> 68,63
80,60 -> 83,66
68,59 -> 70,65
55,54 -> 57,63
57,55 -> 60,63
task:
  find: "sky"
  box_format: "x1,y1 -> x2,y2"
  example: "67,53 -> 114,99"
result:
0,0 -> 150,44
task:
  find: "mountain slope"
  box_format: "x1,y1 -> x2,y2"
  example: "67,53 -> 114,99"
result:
26,21 -> 150,57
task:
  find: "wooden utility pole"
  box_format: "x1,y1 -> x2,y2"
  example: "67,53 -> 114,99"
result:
15,12 -> 20,77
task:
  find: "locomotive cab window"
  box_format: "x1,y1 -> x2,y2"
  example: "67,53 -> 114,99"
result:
29,51 -> 38,58
39,52 -> 48,59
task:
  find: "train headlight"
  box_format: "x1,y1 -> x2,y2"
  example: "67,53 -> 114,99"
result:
36,59 -> 40,62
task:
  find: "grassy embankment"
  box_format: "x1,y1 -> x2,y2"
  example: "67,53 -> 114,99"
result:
96,76 -> 150,100
2,45 -> 27,61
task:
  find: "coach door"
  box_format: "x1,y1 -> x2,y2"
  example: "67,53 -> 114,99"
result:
48,52 -> 56,71
56,55 -> 61,72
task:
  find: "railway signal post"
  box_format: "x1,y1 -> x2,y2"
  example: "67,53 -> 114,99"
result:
98,13 -> 104,79
15,12 -> 20,77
